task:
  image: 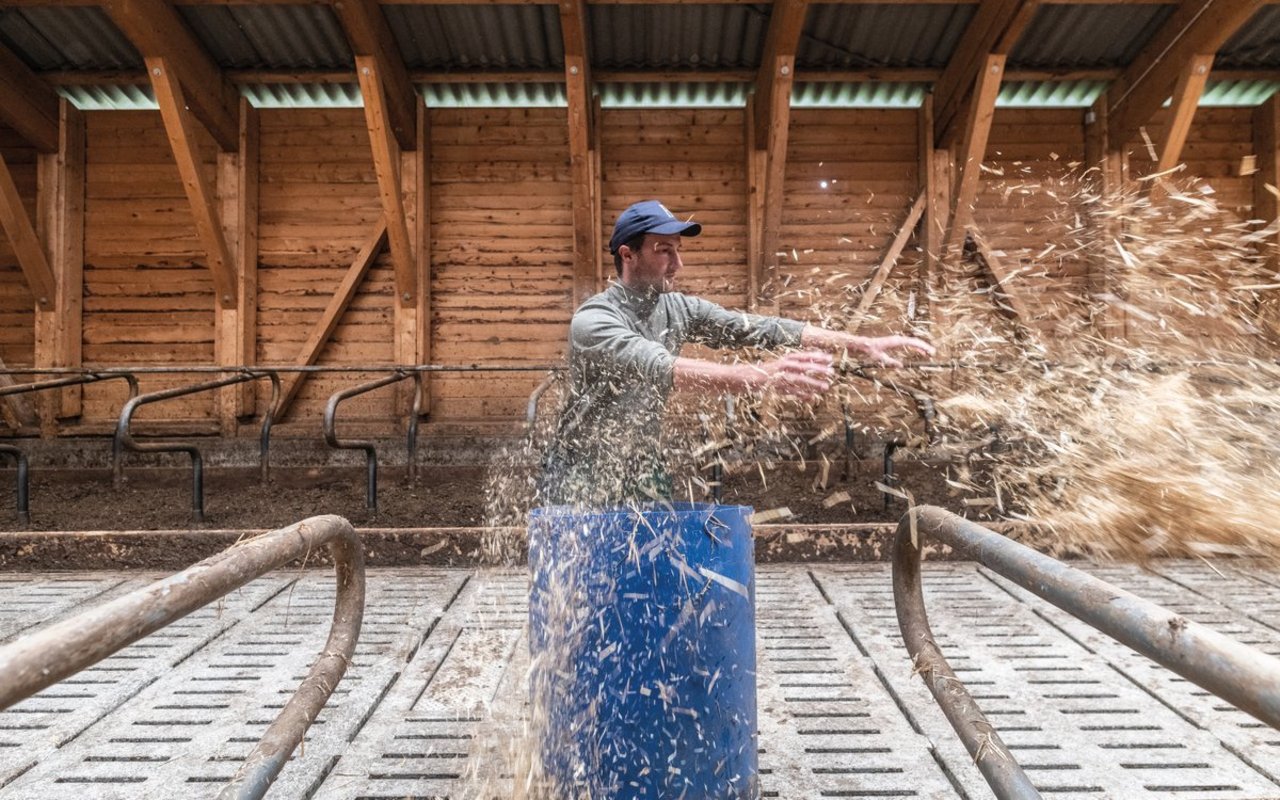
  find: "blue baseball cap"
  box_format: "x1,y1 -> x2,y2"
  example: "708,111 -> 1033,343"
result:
609,200 -> 702,254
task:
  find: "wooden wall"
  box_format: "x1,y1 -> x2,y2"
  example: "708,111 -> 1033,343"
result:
0,103 -> 1269,435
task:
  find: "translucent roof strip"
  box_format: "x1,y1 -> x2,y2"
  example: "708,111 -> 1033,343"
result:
53,79 -> 1280,112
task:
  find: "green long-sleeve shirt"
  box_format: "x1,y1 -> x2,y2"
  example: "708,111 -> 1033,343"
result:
540,282 -> 804,508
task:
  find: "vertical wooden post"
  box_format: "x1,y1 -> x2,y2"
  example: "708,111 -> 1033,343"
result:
34,99 -> 84,426
918,94 -> 950,329
1085,92 -> 1128,340
215,101 -> 258,431
393,102 -> 420,419
412,100 -> 432,417
745,97 -> 767,312
1252,92 -> 1280,339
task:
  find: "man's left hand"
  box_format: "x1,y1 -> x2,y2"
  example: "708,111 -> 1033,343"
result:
856,335 -> 936,368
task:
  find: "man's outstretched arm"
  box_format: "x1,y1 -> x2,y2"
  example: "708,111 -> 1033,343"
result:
799,326 -> 935,368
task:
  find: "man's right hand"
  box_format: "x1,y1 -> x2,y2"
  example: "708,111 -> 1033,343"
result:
759,351 -> 834,402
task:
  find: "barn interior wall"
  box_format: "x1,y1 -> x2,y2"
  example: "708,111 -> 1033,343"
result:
0,104 -> 1269,436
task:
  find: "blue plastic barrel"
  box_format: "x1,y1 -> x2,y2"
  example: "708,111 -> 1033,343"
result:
528,502 -> 758,799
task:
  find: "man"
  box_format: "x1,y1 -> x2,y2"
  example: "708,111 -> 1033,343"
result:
539,199 -> 934,508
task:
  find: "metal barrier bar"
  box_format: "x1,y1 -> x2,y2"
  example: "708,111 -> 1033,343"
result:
114,371 -> 281,522
323,370 -> 420,512
0,514 -> 364,800
893,505 -> 1280,800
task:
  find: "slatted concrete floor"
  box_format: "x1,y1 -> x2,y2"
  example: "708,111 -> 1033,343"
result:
0,563 -> 1278,799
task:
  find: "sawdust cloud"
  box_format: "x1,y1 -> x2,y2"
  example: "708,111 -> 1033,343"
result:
460,165 -> 1280,797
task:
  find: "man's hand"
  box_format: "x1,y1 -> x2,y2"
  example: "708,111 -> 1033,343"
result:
852,335 -> 935,368
760,351 -> 834,401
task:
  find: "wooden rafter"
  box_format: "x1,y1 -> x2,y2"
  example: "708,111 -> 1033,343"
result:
356,56 -> 416,306
101,0 -> 240,151
752,0 -> 808,311
1154,54 -> 1214,177
333,0 -> 417,151
0,45 -> 59,153
967,226 -> 1038,334
148,57 -> 238,309
278,219 -> 390,418
0,154 -> 56,308
933,0 -> 1038,147
849,192 -> 927,332
560,0 -> 598,306
1108,0 -> 1264,146
945,53 -> 1004,252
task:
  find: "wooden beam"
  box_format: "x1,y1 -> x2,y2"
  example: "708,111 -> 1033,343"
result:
919,93 -> 950,309
411,100 -> 431,415
34,99 -> 85,422
278,220 -> 389,418
333,0 -> 417,151
101,0 -> 240,151
0,45 -> 59,153
967,226 -> 1037,333
850,192 -> 926,333
0,154 -> 56,309
753,0 -> 808,313
1254,93 -> 1280,273
1108,0 -> 1264,146
945,53 -> 1004,253
561,0 -> 599,306
215,99 -> 259,429
1084,91 -> 1127,340
147,57 -> 238,309
356,56 -> 416,307
1154,54 -> 1213,177
745,96 -> 767,312
933,0 -> 1037,147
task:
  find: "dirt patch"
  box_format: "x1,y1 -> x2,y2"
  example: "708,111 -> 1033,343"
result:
0,453 -> 958,532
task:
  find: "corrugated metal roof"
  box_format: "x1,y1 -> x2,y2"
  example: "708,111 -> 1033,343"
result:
799,4 -> 975,70
0,6 -> 140,71
176,5 -> 352,70
384,5 -> 563,71
591,5 -> 768,70
60,84 -> 156,111
1217,5 -> 1280,69
1009,4 -> 1173,69
247,83 -> 361,108
999,79 -> 1105,107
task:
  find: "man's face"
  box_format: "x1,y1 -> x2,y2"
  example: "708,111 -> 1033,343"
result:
619,233 -> 684,294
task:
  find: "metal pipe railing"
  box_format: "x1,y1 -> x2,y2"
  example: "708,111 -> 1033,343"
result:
0,445 -> 29,523
323,370 -> 423,512
0,514 -> 365,800
893,505 -> 1280,800
0,373 -> 139,523
114,371 -> 280,522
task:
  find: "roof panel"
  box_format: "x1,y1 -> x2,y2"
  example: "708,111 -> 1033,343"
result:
176,6 -> 352,71
798,4 -> 975,70
0,6 -> 140,71
591,5 -> 769,70
1008,4 -> 1174,70
1217,6 -> 1280,69
601,81 -> 746,107
384,5 -> 562,71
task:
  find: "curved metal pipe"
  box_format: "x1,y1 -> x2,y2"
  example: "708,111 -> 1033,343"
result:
894,505 -> 1280,799
323,371 -> 412,512
0,514 -> 364,800
114,371 -> 278,521
0,445 -> 29,524
526,372 -> 558,430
